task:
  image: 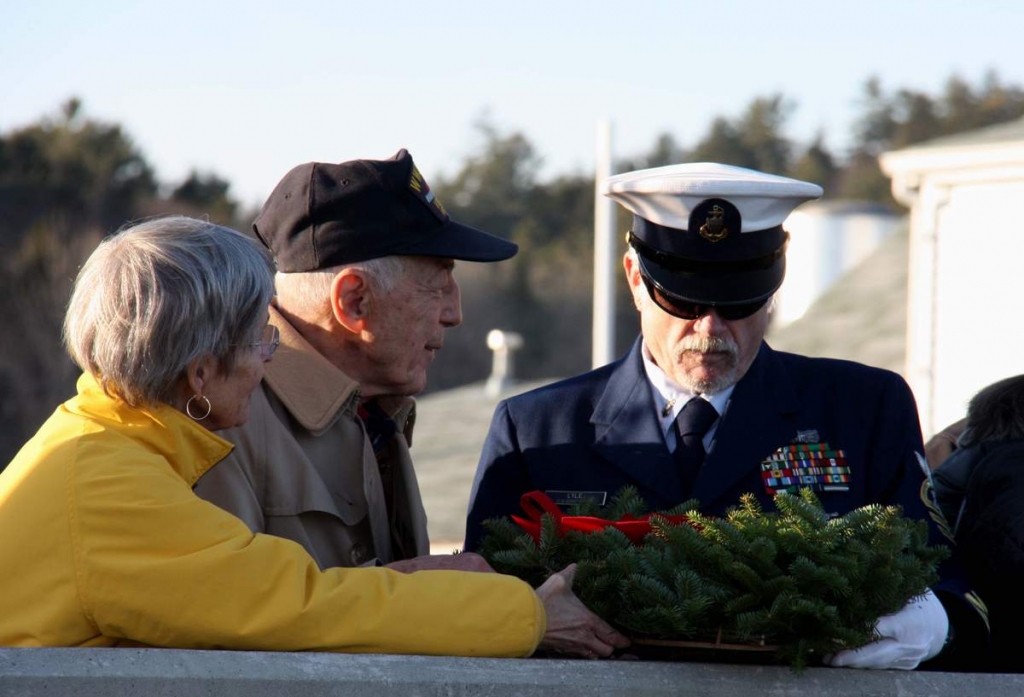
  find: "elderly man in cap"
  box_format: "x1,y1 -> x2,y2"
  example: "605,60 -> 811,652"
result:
196,150 -> 512,572
465,163 -> 986,669
194,149 -> 631,658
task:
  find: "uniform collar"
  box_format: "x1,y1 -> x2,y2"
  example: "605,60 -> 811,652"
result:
72,373 -> 233,486
640,340 -> 734,441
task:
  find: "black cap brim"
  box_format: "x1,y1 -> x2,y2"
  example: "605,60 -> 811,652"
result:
395,219 -> 518,262
637,250 -> 784,305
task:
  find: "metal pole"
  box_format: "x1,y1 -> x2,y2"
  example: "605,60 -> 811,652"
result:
592,120 -> 616,368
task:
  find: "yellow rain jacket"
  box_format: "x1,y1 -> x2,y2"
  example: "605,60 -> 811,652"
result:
0,374 -> 545,654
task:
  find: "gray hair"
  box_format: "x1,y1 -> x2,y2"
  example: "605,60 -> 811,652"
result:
959,374 -> 1024,448
64,216 -> 275,407
273,256 -> 409,319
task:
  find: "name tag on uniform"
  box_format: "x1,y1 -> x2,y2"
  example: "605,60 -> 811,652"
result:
760,441 -> 851,495
545,490 -> 608,507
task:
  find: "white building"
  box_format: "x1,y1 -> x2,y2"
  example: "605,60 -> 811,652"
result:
881,117 -> 1024,436
775,201 -> 900,327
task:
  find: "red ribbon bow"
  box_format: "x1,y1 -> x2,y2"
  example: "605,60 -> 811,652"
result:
511,490 -> 695,545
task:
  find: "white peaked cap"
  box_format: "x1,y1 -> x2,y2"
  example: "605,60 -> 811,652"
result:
601,162 -> 823,232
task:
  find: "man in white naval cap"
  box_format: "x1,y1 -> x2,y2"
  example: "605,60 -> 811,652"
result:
465,163 -> 986,669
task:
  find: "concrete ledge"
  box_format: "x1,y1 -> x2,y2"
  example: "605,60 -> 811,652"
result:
1,648 -> 1021,697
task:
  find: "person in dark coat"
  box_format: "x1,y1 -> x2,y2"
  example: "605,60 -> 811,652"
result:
934,375 -> 1024,671
465,162 -> 987,670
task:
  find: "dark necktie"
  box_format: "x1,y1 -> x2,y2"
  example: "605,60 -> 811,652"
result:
674,398 -> 719,499
357,400 -> 416,561
357,399 -> 397,455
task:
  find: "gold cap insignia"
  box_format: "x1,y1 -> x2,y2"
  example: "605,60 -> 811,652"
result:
699,205 -> 729,242
409,164 -> 448,222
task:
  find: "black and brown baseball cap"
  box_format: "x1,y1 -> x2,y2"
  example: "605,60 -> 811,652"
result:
254,149 -> 518,272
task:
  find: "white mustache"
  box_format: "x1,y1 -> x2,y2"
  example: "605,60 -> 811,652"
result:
676,335 -> 739,358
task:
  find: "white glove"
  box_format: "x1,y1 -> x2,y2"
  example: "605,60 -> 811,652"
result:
823,589 -> 949,670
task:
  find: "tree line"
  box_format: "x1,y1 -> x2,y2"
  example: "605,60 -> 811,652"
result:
1,74 -> 1022,467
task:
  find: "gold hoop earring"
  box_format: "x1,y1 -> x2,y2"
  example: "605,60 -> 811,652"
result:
186,395 -> 212,421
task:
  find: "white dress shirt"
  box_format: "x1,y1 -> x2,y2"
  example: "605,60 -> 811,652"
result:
640,341 -> 734,453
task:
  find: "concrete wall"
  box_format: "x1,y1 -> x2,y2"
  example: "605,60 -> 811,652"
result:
1,648 -> 1022,697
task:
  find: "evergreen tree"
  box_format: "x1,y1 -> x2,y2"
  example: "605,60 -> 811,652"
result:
428,122 -> 600,388
690,117 -> 754,169
789,133 -> 840,194
171,170 -> 238,226
689,95 -> 794,174
890,89 -> 941,149
941,75 -> 981,133
974,70 -> 1024,129
0,99 -> 158,466
0,99 -> 246,469
737,94 -> 793,174
640,133 -> 688,170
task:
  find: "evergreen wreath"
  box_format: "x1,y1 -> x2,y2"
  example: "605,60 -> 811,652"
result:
479,486 -> 948,670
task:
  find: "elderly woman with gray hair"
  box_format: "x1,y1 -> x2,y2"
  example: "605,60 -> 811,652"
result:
0,216 -> 625,658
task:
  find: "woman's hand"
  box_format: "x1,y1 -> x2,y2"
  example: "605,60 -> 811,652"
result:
536,564 -> 630,658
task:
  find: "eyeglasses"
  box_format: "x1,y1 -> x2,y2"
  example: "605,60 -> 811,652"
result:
640,273 -> 767,321
238,324 -> 280,359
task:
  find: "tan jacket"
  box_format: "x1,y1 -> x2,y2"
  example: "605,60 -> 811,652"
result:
195,307 -> 430,568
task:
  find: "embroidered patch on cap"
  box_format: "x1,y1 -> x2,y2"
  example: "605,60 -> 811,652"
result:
409,164 -> 449,223
760,442 -> 850,495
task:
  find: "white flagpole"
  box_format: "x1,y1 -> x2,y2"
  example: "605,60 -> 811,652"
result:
592,119 -> 616,368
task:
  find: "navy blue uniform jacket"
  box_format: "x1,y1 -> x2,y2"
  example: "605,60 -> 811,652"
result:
465,338 -> 988,665
466,338 -> 933,550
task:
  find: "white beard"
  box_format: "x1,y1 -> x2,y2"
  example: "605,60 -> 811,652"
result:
672,335 -> 740,394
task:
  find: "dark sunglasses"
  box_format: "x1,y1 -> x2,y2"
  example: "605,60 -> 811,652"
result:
640,273 -> 768,321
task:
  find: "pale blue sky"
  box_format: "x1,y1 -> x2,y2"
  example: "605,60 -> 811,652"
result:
2,0 -> 1021,207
